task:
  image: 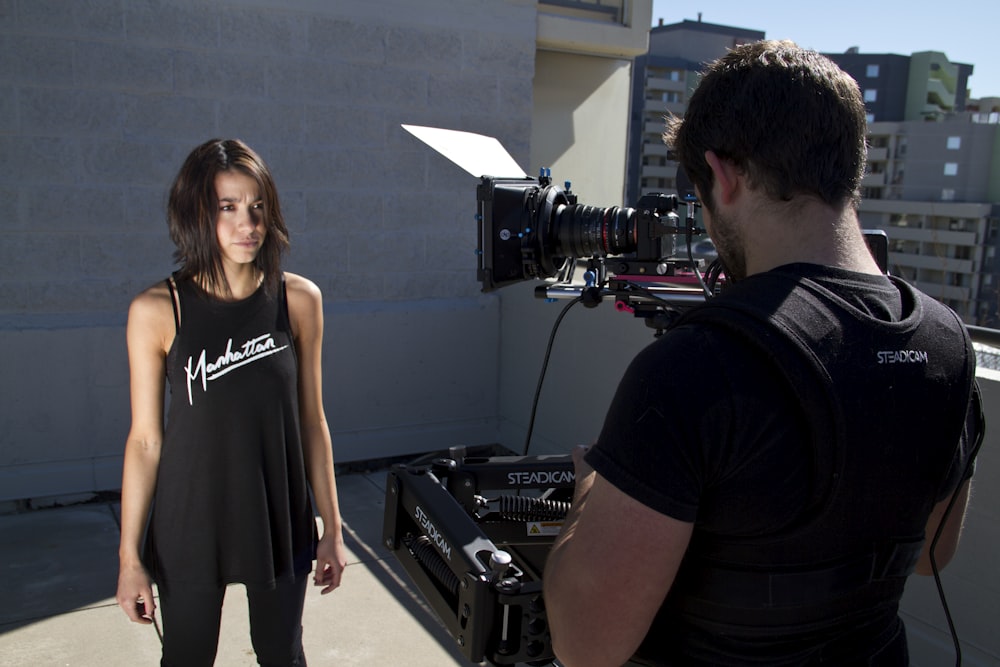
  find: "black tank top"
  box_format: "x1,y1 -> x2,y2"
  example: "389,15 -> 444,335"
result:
143,275 -> 317,591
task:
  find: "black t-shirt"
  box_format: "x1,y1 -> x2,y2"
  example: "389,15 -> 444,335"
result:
586,263 -> 978,664
588,315 -> 813,531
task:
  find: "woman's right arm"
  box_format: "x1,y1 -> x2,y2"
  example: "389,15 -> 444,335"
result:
115,285 -> 172,624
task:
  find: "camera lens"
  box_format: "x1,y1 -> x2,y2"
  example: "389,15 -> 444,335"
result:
550,204 -> 635,258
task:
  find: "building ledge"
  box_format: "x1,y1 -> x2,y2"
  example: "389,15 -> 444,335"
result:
537,2 -> 651,58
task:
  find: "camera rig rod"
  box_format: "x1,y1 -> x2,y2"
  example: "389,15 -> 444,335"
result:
535,277 -> 714,335
537,280 -> 709,309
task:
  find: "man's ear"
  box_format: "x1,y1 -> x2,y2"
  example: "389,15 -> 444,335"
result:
704,150 -> 740,206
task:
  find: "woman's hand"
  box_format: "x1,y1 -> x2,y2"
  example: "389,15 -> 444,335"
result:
116,562 -> 155,624
313,530 -> 348,594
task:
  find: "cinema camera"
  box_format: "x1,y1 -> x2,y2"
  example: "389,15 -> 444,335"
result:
476,170 -> 716,332
473,169 -> 887,325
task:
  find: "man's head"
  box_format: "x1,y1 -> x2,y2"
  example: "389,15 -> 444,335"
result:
664,40 -> 868,214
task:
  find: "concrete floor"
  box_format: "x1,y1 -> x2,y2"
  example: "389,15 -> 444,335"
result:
0,469 -> 476,667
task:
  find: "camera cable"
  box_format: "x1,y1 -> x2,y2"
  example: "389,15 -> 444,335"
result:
522,294 -> 584,456
929,387 -> 985,667
686,227 -> 715,299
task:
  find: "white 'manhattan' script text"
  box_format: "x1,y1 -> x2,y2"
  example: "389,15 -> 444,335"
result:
185,333 -> 289,405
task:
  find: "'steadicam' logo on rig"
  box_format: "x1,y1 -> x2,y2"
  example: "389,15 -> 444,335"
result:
414,505 -> 452,560
506,470 -> 575,486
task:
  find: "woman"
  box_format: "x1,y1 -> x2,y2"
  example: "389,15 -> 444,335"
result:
115,138 -> 347,666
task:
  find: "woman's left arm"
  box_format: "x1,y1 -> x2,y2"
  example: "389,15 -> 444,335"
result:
286,272 -> 348,594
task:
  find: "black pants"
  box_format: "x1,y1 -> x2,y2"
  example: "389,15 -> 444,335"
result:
158,573 -> 309,667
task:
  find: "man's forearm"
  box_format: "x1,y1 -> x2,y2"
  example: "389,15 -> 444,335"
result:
543,464 -> 605,666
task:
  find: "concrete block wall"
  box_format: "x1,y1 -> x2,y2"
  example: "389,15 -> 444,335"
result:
0,0 -> 538,501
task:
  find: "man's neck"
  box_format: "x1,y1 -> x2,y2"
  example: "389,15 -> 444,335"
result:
743,200 -> 882,278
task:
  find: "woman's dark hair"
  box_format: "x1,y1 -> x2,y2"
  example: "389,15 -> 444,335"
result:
167,138 -> 290,297
664,40 -> 868,212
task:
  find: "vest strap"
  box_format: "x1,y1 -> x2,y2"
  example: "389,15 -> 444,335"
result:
677,539 -> 923,609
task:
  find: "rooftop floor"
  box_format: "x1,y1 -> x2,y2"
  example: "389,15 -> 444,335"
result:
0,468 -> 473,667
2,425 -> 998,667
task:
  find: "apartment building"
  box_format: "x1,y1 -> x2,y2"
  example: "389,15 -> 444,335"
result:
626,18 -> 763,206
629,22 -> 1000,325
830,49 -> 974,122
855,120 -> 999,324
825,50 -> 1000,325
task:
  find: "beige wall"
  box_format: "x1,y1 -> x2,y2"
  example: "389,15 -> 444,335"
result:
531,50 -> 634,205
497,47 -> 650,456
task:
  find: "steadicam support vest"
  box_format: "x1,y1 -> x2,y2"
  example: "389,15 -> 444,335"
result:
661,269 -> 976,632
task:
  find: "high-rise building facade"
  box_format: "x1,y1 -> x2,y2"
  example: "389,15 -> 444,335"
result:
629,23 -> 1000,325
829,50 -> 974,123
626,19 -> 763,206
824,50 -> 1000,325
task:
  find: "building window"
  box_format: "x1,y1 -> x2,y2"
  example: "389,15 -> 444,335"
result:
947,136 -> 961,149
942,188 -> 956,201
866,64 -> 880,78
944,163 -> 959,176
866,113 -> 876,123
864,89 -> 878,103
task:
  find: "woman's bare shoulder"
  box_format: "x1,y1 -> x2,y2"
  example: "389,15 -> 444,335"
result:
283,272 -> 321,299
130,280 -> 173,313
128,280 -> 176,342
282,273 -> 323,338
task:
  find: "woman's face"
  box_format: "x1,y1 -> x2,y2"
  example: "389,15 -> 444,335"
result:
214,170 -> 267,269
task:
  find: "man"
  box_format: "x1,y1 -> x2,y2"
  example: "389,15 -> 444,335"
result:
543,40 -> 981,666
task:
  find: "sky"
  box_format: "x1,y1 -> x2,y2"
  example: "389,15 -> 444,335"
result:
650,0 -> 1000,99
